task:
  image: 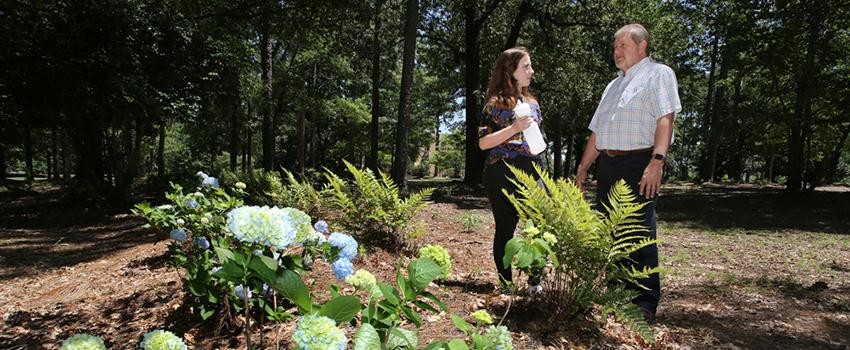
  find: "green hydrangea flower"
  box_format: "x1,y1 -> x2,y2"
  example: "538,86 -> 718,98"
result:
139,330 -> 187,350
542,232 -> 558,245
345,269 -> 377,291
418,244 -> 452,278
470,310 -> 493,325
292,315 -> 347,350
485,325 -> 513,350
60,334 -> 105,350
522,221 -> 540,238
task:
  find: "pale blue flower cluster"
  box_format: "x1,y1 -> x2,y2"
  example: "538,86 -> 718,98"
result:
486,326 -> 513,350
139,330 -> 187,350
332,258 -> 354,280
328,232 -> 358,260
226,206 -> 297,250
196,171 -> 219,188
234,284 -> 251,301
169,229 -> 186,242
185,198 -> 199,209
60,333 -> 105,350
313,220 -> 329,234
292,315 -> 347,350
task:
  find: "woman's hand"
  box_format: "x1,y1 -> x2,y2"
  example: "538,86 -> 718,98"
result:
511,115 -> 533,133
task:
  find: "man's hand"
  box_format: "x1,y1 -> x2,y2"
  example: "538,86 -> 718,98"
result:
639,159 -> 664,198
576,166 -> 588,192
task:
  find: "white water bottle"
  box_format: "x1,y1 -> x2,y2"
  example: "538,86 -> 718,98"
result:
514,102 -> 546,155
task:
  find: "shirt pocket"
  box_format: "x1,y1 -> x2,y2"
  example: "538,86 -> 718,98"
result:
617,83 -> 647,108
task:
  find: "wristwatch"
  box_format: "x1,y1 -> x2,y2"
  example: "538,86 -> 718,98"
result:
653,153 -> 665,161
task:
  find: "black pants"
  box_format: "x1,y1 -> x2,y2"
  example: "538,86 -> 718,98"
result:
483,156 -> 540,285
596,152 -> 661,312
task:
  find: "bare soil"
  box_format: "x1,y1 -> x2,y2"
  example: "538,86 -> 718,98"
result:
1,182 -> 849,349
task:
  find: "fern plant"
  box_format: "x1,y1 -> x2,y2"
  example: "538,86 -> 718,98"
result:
222,169 -> 326,218
324,160 -> 434,248
501,162 -> 661,342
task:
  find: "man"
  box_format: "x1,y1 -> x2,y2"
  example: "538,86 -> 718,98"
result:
576,23 -> 681,323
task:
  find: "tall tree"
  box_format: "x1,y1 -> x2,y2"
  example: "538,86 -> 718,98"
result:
391,0 -> 419,188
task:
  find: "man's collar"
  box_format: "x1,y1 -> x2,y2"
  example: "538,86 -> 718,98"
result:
618,57 -> 652,78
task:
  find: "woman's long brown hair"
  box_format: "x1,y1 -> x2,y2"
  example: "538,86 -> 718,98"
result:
485,46 -> 535,110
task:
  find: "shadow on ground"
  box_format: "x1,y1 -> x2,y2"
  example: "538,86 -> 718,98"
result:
657,184 -> 850,234
0,187 -> 159,281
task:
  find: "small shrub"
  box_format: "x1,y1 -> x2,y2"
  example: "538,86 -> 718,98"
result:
459,211 -> 482,232
501,163 -> 661,342
324,160 -> 433,248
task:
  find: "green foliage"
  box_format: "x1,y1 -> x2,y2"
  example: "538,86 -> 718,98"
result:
324,160 -> 434,247
355,258 -> 448,349
423,311 -> 514,350
459,211 -> 482,232
221,168 -> 326,218
501,163 -> 660,342
418,244 -> 452,279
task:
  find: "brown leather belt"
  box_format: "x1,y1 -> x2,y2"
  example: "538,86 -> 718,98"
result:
600,147 -> 653,157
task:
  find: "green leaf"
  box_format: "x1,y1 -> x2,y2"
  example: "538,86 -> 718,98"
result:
503,238 -> 521,269
387,327 -> 418,349
451,315 -> 471,333
422,342 -> 448,350
447,339 -> 470,350
271,269 -> 312,313
214,261 -> 245,283
353,323 -> 381,350
248,254 -> 278,283
401,305 -> 422,327
421,291 -> 449,312
408,258 -> 441,291
378,282 -> 400,306
319,295 -> 362,324
200,306 -> 215,320
214,247 -> 235,263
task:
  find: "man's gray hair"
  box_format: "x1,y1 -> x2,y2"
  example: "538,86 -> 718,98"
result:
615,24 -> 650,57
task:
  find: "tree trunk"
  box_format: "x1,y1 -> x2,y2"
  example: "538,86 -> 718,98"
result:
62,128 -> 70,182
368,0 -> 383,173
0,143 -> 6,180
787,7 -> 822,194
246,130 -> 253,172
157,123 -> 166,177
502,0 -> 533,51
699,33 -> 719,182
50,126 -> 59,180
230,99 -> 239,172
391,0 -> 419,190
298,111 -> 306,176
23,120 -> 33,183
260,17 -> 275,172
704,43 -> 729,182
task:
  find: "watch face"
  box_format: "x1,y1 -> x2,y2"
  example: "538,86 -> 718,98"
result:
654,154 -> 665,160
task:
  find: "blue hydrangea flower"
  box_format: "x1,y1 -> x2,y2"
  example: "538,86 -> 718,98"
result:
196,171 -> 208,179
226,206 -> 297,250
253,249 -> 264,256
234,285 -> 251,301
332,258 -> 354,280
292,315 -> 347,350
328,232 -> 358,260
139,330 -> 187,350
185,198 -> 199,209
60,333 -> 105,350
169,229 -> 186,242
262,283 -> 273,297
486,325 -> 513,350
313,220 -> 329,234
202,176 -> 219,188
194,237 -> 210,250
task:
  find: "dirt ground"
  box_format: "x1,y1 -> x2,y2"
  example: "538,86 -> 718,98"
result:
1,181 -> 849,349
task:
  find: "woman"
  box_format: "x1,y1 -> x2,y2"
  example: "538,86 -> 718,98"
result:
478,46 -> 545,293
